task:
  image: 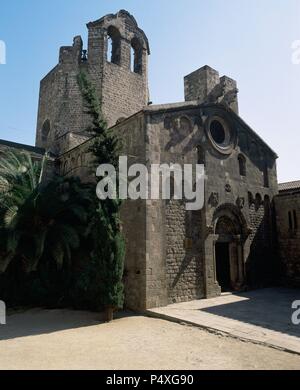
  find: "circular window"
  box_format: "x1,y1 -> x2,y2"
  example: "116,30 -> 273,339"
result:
206,116 -> 235,154
210,120 -> 226,144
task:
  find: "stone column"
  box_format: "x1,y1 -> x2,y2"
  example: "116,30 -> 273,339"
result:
203,233 -> 221,298
237,242 -> 245,286
243,236 -> 251,287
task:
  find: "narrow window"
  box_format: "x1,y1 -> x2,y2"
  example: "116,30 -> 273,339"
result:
107,37 -> 113,62
107,26 -> 121,65
255,193 -> 262,211
263,164 -> 269,188
197,145 -> 205,165
293,210 -> 298,230
131,37 -> 143,74
248,192 -> 254,207
238,154 -> 246,177
130,46 -> 135,73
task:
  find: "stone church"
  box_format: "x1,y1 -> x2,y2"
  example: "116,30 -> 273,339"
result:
0,10 -> 299,310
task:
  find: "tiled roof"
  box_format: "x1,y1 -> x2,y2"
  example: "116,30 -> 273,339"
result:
279,181 -> 300,192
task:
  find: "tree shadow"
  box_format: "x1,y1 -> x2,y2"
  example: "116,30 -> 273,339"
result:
201,288 -> 300,338
0,309 -> 135,341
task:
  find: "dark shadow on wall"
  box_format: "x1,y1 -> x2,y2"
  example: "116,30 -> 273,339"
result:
167,204 -> 205,301
164,113 -> 203,154
245,197 -> 281,288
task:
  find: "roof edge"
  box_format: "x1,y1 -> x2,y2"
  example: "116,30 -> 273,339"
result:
0,139 -> 46,155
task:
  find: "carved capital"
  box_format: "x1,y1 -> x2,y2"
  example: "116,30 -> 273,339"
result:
205,225 -> 214,237
225,184 -> 232,193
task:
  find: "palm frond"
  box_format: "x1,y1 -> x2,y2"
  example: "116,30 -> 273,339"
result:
3,206 -> 19,228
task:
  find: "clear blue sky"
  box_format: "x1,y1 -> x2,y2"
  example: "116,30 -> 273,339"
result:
0,0 -> 299,182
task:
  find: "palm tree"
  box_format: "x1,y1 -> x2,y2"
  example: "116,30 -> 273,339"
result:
0,150 -> 93,274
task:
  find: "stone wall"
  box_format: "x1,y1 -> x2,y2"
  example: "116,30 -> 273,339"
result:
36,37 -> 88,154
143,100 -> 278,306
56,113 -> 150,311
166,201 -> 205,303
0,140 -> 45,160
184,66 -> 239,114
116,114 -> 148,310
247,194 -> 275,286
57,137 -> 93,182
200,104 -> 278,294
36,10 -> 149,156
275,190 -> 300,287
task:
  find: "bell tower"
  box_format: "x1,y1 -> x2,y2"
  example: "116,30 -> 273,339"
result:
36,10 -> 150,154
87,10 -> 150,127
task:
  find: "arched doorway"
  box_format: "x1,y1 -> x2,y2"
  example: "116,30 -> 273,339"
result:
215,243 -> 231,292
213,207 -> 246,292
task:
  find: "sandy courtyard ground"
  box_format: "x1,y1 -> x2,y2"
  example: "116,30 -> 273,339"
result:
0,309 -> 299,370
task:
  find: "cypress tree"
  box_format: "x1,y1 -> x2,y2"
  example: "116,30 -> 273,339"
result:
77,71 -> 125,321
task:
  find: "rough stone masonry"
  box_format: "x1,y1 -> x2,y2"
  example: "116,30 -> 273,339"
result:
0,9 -> 299,311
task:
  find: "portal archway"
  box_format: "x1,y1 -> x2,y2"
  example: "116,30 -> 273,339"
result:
213,205 -> 246,292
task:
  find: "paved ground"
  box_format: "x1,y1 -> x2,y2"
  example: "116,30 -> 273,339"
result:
148,288 -> 300,354
0,307 -> 299,370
